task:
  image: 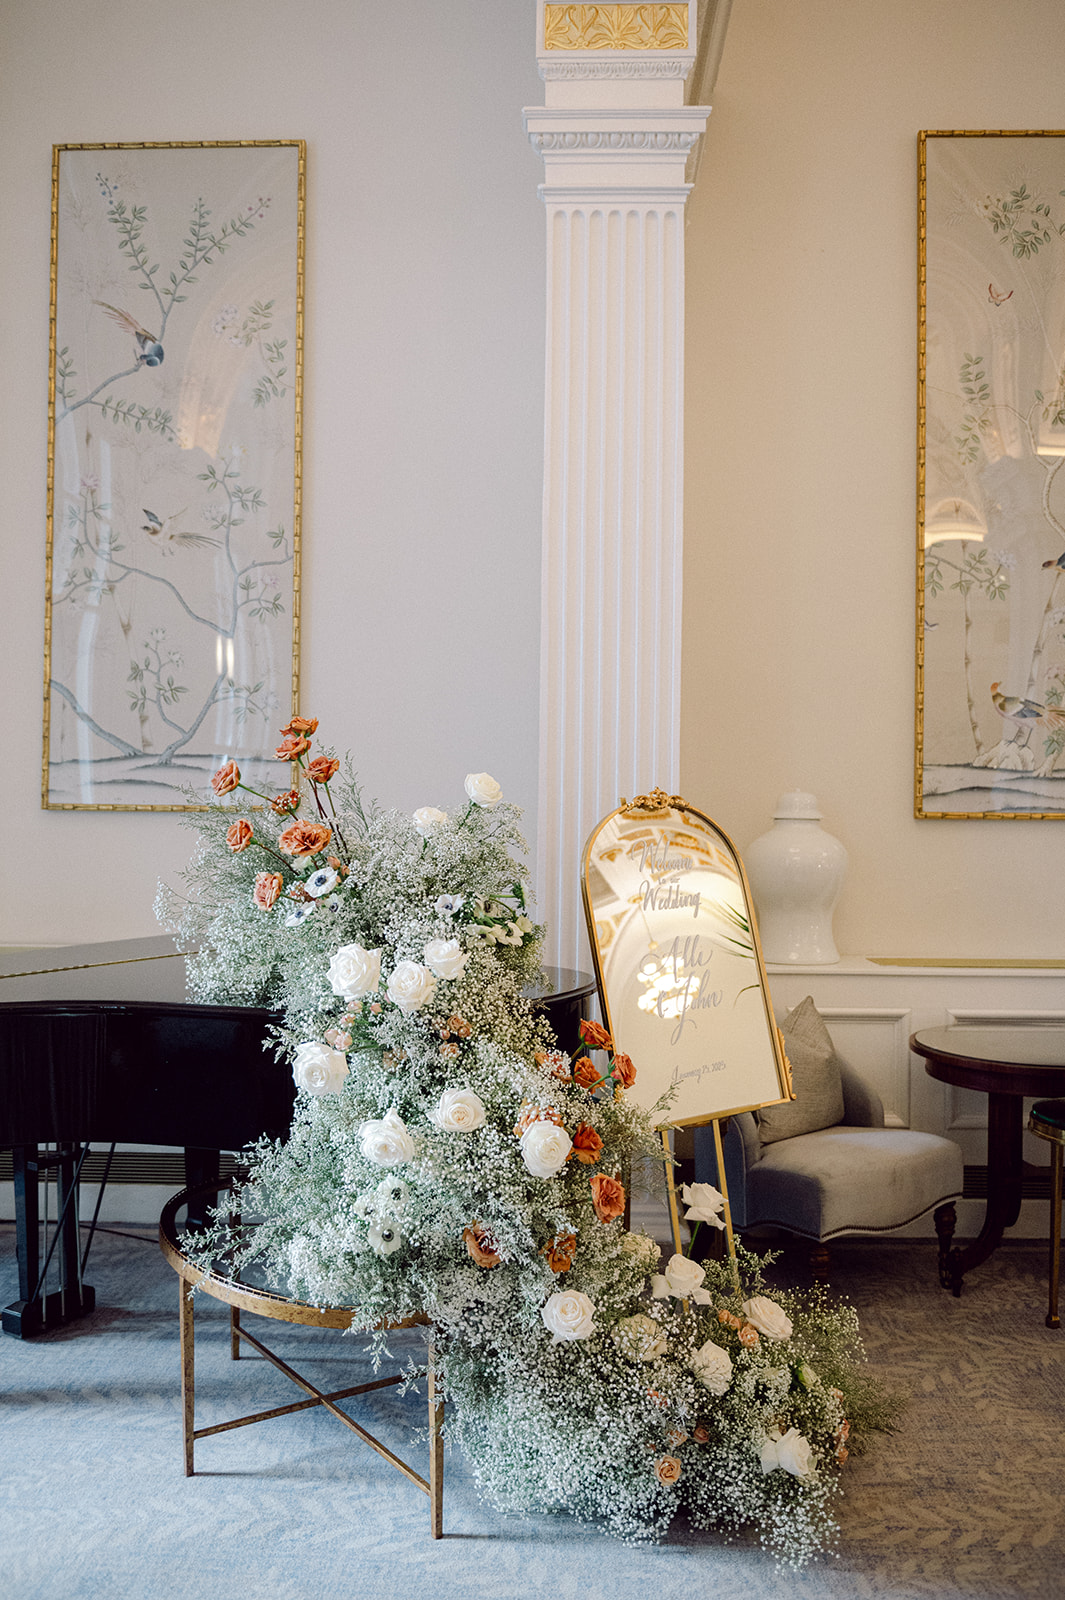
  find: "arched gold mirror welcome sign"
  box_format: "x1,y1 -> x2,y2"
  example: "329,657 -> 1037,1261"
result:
581,790 -> 792,1130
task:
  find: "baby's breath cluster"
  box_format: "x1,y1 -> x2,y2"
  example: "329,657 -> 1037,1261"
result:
157,720 -> 899,1564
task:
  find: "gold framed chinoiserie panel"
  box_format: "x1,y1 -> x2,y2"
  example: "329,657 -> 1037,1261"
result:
918,130 -> 1065,819
543,5 -> 689,52
44,141 -> 304,810
581,792 -> 791,1128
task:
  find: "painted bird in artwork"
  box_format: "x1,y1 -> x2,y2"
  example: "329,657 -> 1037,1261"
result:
1042,552 -> 1065,572
93,301 -> 165,366
990,681 -> 1065,732
988,283 -> 1013,306
141,508 -> 219,556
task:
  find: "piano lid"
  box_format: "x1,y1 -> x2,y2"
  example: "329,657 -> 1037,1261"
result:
0,934 -> 190,1002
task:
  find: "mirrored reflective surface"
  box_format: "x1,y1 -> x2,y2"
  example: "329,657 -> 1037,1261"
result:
582,798 -> 790,1127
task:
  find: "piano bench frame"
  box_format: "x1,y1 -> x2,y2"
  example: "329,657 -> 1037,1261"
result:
159,1183 -> 443,1538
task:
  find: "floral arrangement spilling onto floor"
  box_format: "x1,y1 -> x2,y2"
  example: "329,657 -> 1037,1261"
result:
157,721 -> 898,1563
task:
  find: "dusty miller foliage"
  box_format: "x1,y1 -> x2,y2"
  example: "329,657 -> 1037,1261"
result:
156,735 -> 900,1563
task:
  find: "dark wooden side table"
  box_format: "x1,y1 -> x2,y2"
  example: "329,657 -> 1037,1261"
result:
159,1181 -> 443,1536
910,1025 -> 1065,1297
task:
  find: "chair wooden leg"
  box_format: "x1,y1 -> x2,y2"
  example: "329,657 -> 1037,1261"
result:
808,1244 -> 830,1283
179,1277 -> 195,1476
1048,1144 -> 1062,1330
428,1340 -> 444,1539
934,1202 -> 957,1292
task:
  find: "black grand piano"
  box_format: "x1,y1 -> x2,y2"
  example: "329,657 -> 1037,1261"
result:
0,936 -> 594,1338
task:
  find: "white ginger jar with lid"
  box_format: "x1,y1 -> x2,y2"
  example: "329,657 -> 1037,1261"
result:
744,792 -> 847,964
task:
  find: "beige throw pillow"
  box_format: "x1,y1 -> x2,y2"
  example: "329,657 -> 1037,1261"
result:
756,995 -> 845,1144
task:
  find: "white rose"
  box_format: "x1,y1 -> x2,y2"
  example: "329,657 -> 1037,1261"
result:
691,1338 -> 733,1396
291,1041 -> 349,1097
519,1120 -> 573,1178
413,806 -> 447,836
327,943 -> 382,1001
359,1108 -> 415,1167
615,1313 -> 668,1362
464,771 -> 503,808
681,1182 -> 727,1229
386,960 -> 438,1013
652,1252 -> 712,1303
743,1295 -> 793,1342
429,1087 -> 486,1133
423,937 -> 469,982
540,1289 -> 595,1341
760,1427 -> 816,1480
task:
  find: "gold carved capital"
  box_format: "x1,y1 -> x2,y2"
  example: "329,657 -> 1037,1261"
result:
544,5 -> 689,52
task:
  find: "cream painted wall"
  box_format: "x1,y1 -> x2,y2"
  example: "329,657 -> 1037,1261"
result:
0,1 -> 545,946
684,0 -> 1065,959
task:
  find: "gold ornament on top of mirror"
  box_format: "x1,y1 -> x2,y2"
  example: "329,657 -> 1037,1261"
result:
581,796 -> 792,1129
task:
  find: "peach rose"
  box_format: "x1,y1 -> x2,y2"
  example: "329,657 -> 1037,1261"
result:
211,760 -> 240,796
278,819 -> 333,858
306,756 -> 339,784
535,1048 -> 572,1081
446,1014 -> 472,1039
654,1455 -> 682,1486
578,1018 -> 613,1051
270,789 -> 301,815
738,1323 -> 761,1349
280,716 -> 318,736
275,733 -> 311,762
513,1104 -> 563,1137
718,1309 -> 743,1330
611,1051 -> 636,1089
666,1427 -> 688,1447
541,1233 -> 577,1273
573,1056 -> 603,1091
463,1223 -> 502,1269
571,1122 -> 603,1165
226,819 -> 253,853
692,1424 -> 710,1445
590,1172 -> 625,1223
252,871 -> 284,911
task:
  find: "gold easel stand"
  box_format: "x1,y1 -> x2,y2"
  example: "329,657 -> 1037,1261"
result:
661,1121 -> 741,1292
160,1181 -> 443,1538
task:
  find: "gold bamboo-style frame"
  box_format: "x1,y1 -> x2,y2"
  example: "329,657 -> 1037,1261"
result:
917,130 -> 1065,820
44,141 -> 304,811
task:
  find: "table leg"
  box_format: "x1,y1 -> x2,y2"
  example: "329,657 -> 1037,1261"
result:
1048,1142 -> 1062,1331
230,1305 -> 241,1360
428,1340 -> 444,1540
179,1277 -> 195,1476
943,1090 -> 1022,1295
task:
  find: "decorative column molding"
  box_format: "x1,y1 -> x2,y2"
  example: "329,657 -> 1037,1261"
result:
525,2 -> 710,969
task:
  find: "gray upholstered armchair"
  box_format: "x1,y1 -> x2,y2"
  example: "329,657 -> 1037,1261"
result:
693,1050 -> 965,1282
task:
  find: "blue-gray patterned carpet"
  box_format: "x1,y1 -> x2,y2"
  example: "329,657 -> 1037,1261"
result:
1,1223 -> 1062,1600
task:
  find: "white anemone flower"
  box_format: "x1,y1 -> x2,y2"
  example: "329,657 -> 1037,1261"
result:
367,1218 -> 402,1256
304,866 -> 338,898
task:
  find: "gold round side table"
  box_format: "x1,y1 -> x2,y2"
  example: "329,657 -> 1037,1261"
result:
159,1180 -> 443,1536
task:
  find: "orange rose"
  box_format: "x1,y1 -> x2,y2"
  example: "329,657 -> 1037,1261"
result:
573,1056 -> 603,1091
463,1223 -> 502,1269
590,1172 -> 625,1223
692,1424 -> 710,1445
306,756 -> 339,784
541,1233 -> 577,1273
578,1018 -> 613,1051
275,734 -> 311,761
211,760 -> 240,796
252,871 -> 283,911
278,819 -> 333,858
653,1455 -> 682,1486
270,789 -> 301,815
571,1122 -> 603,1165
535,1048 -> 572,1081
226,819 -> 253,853
666,1427 -> 688,1447
513,1103 -> 563,1137
718,1309 -> 743,1330
611,1051 -> 636,1089
737,1323 -> 760,1349
280,715 -> 319,736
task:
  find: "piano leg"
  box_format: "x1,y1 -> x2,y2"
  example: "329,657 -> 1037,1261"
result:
2,1143 -> 96,1339
183,1147 -> 221,1231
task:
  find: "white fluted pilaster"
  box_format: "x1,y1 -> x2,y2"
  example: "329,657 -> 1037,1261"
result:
525,14 -> 709,969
